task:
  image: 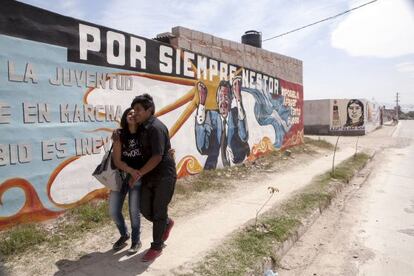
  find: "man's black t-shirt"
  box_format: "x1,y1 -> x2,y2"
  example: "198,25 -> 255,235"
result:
120,130 -> 144,169
137,116 -> 176,180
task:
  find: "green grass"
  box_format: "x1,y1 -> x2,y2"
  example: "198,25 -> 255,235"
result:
174,140 -> 333,199
191,216 -> 299,276
0,225 -> 47,257
183,153 -> 371,275
176,163 -> 261,198
68,200 -> 111,229
0,200 -> 111,259
304,137 -> 334,150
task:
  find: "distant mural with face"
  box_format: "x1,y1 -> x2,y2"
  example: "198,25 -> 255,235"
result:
330,99 -> 366,131
0,1 -> 303,228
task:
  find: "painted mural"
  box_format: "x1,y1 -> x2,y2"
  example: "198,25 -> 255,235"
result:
0,1 -> 303,229
330,99 -> 382,133
365,101 -> 382,132
330,99 -> 366,132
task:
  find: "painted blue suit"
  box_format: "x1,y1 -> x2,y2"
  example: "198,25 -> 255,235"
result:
195,106 -> 249,170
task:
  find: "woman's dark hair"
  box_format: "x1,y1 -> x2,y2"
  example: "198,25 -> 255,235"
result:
119,107 -> 133,144
345,99 -> 364,127
131,93 -> 155,115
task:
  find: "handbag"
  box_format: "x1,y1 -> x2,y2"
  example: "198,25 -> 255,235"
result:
92,144 -> 123,191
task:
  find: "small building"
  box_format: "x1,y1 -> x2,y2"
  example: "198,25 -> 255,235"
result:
383,108 -> 397,122
304,99 -> 382,136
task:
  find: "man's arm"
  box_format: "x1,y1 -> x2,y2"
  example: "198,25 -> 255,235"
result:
136,125 -> 165,177
138,155 -> 162,176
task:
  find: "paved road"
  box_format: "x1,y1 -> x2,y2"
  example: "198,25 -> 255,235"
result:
358,121 -> 414,275
280,121 -> 414,276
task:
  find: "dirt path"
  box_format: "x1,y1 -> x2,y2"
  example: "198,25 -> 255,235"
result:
5,125 -> 398,276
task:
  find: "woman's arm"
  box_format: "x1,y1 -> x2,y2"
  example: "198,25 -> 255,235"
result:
112,139 -> 134,175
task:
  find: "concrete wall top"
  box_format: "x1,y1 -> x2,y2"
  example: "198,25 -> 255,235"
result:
169,26 -> 303,85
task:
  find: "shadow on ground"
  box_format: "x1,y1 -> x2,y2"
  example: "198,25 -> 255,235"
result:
54,247 -> 155,276
0,259 -> 10,276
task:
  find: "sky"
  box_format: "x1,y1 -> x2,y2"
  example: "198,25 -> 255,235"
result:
18,0 -> 414,109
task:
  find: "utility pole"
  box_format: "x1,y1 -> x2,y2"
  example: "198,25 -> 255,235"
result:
396,92 -> 399,120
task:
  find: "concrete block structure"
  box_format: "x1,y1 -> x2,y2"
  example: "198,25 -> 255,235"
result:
169,26 -> 303,85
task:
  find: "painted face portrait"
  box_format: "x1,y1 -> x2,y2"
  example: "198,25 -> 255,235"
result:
345,99 -> 364,127
217,81 -> 231,117
348,103 -> 362,121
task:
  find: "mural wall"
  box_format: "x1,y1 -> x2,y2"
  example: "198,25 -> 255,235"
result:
365,101 -> 382,132
0,1 -> 303,229
330,99 -> 366,132
330,99 -> 381,134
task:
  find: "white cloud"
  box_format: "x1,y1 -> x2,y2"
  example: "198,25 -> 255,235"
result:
395,62 -> 414,77
97,0 -> 234,38
97,0 -> 348,55
331,0 -> 414,58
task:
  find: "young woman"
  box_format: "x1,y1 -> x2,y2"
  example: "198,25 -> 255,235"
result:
110,107 -> 144,254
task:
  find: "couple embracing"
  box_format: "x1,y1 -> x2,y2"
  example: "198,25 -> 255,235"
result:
110,94 -> 176,262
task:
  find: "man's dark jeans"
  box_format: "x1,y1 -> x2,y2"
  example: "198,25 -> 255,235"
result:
140,175 -> 176,250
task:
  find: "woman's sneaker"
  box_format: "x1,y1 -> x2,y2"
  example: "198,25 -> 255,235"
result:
112,234 -> 130,251
127,241 -> 142,255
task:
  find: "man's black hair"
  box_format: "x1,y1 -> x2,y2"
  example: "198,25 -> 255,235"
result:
131,93 -> 155,115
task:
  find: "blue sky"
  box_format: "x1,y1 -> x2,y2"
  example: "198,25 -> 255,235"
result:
18,0 -> 414,109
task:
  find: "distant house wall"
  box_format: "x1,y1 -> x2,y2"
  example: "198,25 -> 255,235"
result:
305,98 -> 382,136
365,101 -> 382,133
303,100 -> 331,135
384,108 -> 396,122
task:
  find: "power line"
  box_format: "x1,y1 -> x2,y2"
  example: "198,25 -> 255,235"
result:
262,0 -> 379,42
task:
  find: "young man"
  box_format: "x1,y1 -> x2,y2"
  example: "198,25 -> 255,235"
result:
131,94 -> 176,262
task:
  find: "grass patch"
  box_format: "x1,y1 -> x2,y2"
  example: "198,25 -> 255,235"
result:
0,200 -> 111,259
304,136 -> 334,150
68,200 -> 111,230
184,153 -> 371,275
0,225 -> 47,257
283,192 -> 331,218
175,168 -> 232,197
191,216 -> 299,276
175,141 -> 331,199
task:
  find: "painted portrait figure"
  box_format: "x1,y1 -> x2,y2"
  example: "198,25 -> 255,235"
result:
344,99 -> 364,127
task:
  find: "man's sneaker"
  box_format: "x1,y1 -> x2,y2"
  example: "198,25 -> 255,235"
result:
142,248 -> 162,262
112,234 -> 130,251
127,241 -> 142,255
162,218 -> 174,242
